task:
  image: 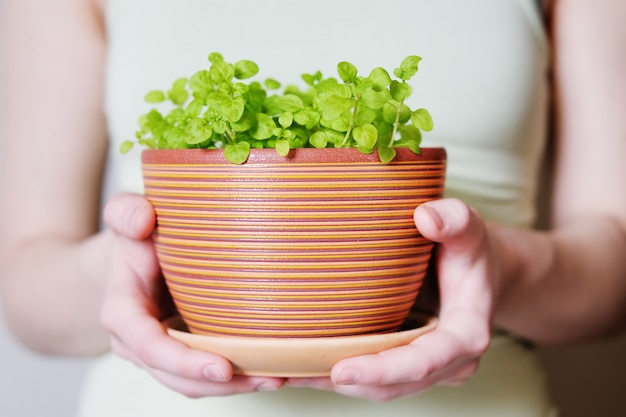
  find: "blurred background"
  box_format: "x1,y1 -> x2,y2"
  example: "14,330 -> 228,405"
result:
0,0 -> 625,415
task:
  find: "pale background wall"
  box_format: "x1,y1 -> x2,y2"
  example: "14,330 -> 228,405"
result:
0,0 -> 624,415
0,311 -> 91,417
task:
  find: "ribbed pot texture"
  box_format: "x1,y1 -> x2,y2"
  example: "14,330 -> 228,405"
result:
142,147 -> 446,338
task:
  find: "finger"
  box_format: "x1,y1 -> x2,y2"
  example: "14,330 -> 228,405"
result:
415,198 -> 494,327
101,291 -> 234,383
103,193 -> 156,239
336,357 -> 479,401
110,332 -> 285,397
146,369 -> 286,398
437,359 -> 480,387
293,358 -> 478,402
101,238 -> 233,383
330,325 -> 469,386
414,198 -> 485,255
330,199 -> 493,387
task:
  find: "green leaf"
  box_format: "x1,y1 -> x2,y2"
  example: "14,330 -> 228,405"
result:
234,59 -> 259,79
250,113 -> 277,140
221,97 -> 245,122
301,73 -> 316,86
411,108 -> 434,131
294,108 -> 320,129
301,70 -> 322,86
185,99 -> 204,118
119,140 -> 134,154
397,138 -> 422,154
208,52 -> 224,64
352,124 -> 378,149
355,108 -> 377,125
354,78 -> 373,96
188,70 -> 213,93
185,119 -> 212,144
390,80 -> 411,102
382,103 -> 398,124
204,103 -> 223,121
231,111 -> 254,132
329,112 -> 351,132
145,90 -> 165,103
357,146 -> 375,154
325,130 -> 346,147
393,55 -> 421,81
232,82 -> 249,96
361,89 -> 388,109
319,83 -> 352,99
278,112 -> 293,128
397,124 -> 422,143
139,109 -> 164,132
245,82 -> 267,112
309,131 -> 328,148
164,126 -> 186,148
320,95 -> 352,120
138,138 -> 157,149
377,147 -> 397,163
265,78 -> 281,90
275,94 -> 304,112
168,78 -> 189,106
396,125 -> 422,153
206,91 -> 231,108
224,142 -> 251,164
211,120 -> 228,134
398,104 -> 412,123
368,67 -> 392,91
275,139 -> 290,156
165,108 -> 186,124
337,61 -> 358,84
210,61 -> 235,83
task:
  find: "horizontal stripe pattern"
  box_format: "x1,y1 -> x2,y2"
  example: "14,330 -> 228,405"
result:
142,148 -> 446,337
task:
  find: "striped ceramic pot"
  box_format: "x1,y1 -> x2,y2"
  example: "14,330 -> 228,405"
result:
142,147 -> 446,338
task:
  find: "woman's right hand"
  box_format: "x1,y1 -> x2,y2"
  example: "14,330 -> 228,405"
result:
100,193 -> 286,397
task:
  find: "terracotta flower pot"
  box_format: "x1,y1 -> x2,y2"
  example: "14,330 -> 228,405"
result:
142,147 -> 446,338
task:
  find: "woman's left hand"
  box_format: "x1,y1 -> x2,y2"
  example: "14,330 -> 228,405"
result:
288,198 -> 499,401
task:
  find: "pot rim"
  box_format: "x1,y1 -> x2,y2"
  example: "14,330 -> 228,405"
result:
142,147 -> 446,165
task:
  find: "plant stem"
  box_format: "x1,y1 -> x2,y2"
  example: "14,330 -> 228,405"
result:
339,95 -> 359,148
390,96 -> 405,147
225,126 -> 236,144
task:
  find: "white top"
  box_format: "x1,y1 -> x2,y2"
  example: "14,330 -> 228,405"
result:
82,0 -> 558,416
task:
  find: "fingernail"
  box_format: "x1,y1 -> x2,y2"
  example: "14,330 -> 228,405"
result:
256,381 -> 280,391
203,364 -> 227,382
335,368 -> 360,385
422,205 -> 444,230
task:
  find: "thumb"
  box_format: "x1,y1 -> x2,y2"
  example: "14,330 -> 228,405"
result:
414,198 -> 486,254
103,193 -> 156,240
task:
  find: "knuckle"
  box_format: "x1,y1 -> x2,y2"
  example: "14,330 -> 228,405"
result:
134,341 -> 160,369
98,303 -> 117,333
409,367 -> 431,382
468,328 -> 491,356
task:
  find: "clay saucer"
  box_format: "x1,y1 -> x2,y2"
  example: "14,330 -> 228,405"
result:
164,312 -> 438,377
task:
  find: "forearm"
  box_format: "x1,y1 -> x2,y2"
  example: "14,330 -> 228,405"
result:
1,231 -> 113,356
492,217 -> 626,344
494,0 -> 626,345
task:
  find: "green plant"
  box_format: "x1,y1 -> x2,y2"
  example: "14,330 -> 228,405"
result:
121,52 -> 433,164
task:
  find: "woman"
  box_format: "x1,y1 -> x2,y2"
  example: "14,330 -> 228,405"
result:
1,0 -> 625,416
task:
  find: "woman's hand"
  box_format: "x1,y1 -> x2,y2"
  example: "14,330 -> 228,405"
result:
99,193 -> 286,397
288,198 -> 498,401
